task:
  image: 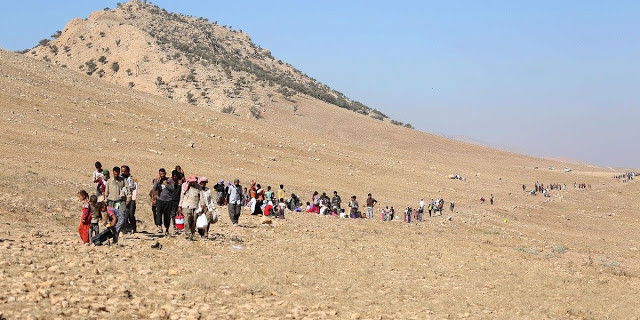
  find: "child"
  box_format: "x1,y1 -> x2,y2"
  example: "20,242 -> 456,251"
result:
277,199 -> 286,219
89,195 -> 100,239
93,162 -> 104,196
78,190 -> 91,243
262,201 -> 273,225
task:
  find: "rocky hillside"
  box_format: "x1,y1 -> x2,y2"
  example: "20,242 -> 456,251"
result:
26,0 -> 394,122
2,46 -> 640,319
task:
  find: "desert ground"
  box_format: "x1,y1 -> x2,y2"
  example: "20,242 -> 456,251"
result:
1,48 -> 640,320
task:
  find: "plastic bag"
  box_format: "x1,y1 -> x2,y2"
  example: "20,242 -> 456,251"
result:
196,213 -> 208,229
210,209 -> 219,224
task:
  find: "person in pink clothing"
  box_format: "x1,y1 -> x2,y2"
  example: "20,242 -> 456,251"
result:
77,190 -> 91,244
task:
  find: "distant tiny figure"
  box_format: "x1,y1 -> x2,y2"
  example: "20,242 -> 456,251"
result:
450,201 -> 455,212
490,194 -> 494,205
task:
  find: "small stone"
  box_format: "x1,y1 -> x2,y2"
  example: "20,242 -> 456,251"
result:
112,138 -> 118,143
351,313 -> 361,319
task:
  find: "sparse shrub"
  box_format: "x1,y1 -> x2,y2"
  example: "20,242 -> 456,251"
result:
249,106 -> 261,119
51,30 -> 62,39
390,120 -> 404,126
85,60 -> 98,75
99,31 -> 106,38
371,114 -> 384,121
128,82 -> 135,88
404,123 -> 414,129
15,49 -> 29,54
38,39 -> 50,46
552,246 -> 566,255
221,106 -> 235,114
115,39 -> 121,46
49,45 -> 58,55
126,68 -> 133,76
98,56 -> 107,64
97,69 -> 105,78
111,62 -> 120,72
186,92 -> 195,104
155,76 -> 164,86
186,70 -> 196,82
103,7 -> 109,11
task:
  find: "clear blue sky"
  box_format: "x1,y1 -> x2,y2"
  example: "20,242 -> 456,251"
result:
2,1 -> 639,168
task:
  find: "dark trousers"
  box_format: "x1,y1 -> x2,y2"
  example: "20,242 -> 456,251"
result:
156,200 -> 172,230
122,201 -> 137,233
90,223 -> 99,239
228,203 -> 241,224
170,200 -> 179,228
151,205 -> 158,226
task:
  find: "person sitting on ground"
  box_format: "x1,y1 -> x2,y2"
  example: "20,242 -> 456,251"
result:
276,199 -> 286,219
262,201 -> 274,224
305,201 -> 314,213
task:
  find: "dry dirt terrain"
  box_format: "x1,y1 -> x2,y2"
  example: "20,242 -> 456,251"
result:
1,43 -> 640,319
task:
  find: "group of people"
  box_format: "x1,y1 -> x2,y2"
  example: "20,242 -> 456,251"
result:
402,198 -> 452,223
614,172 -> 637,183
575,183 -> 591,189
79,162 -> 471,245
77,162 -> 139,245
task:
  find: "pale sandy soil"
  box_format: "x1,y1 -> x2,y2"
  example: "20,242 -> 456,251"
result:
1,49 -> 640,319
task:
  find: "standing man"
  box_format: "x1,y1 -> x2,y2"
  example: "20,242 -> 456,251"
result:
419,198 -> 425,221
227,178 -> 244,226
490,194 -> 494,205
366,193 -> 377,219
104,167 -> 124,210
331,191 -> 342,211
179,176 -> 206,240
153,168 -> 175,235
120,165 -> 137,234
170,170 -> 182,233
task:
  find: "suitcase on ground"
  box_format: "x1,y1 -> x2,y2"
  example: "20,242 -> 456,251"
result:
91,228 -> 113,245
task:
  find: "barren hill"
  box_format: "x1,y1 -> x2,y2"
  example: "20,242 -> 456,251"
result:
27,0 -> 391,123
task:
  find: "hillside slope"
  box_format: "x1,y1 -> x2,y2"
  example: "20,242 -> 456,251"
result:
26,1 -> 391,122
2,45 -> 640,319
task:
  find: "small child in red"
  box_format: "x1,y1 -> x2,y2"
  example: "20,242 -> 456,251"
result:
77,190 -> 91,243
264,202 -> 274,216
